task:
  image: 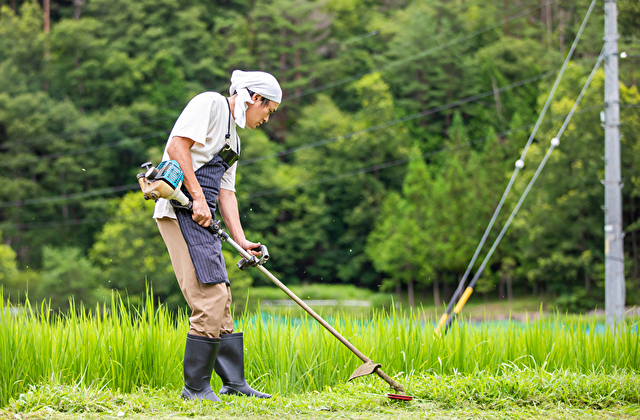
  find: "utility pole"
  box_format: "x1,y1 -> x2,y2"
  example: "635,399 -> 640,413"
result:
603,0 -> 625,333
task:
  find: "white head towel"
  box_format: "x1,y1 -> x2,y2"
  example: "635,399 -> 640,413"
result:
229,70 -> 282,128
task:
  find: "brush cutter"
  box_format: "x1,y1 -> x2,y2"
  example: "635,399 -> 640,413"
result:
137,160 -> 411,400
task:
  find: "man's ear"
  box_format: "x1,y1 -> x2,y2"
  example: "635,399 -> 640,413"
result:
251,93 -> 263,102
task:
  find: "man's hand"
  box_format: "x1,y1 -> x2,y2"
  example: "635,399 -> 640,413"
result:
191,194 -> 212,227
238,239 -> 262,256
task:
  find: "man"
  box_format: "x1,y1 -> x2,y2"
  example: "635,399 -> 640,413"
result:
153,70 -> 281,402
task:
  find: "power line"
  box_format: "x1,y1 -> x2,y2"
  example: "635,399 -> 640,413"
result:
1,110 -> 179,151
266,0 -> 540,77
3,129 -> 170,167
0,2 -> 512,148
242,60 -> 591,166
2,105 -> 602,227
0,60 -> 599,209
244,106 -> 602,198
1,0 -> 562,154
2,60 -> 575,169
368,0 -> 541,39
0,184 -> 138,209
8,218 -> 112,230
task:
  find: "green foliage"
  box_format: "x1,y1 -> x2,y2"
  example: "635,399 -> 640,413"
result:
257,73 -> 411,287
554,289 -> 598,314
365,152 -> 433,304
89,192 -> 178,306
39,246 -> 107,311
0,0 -> 639,313
618,0 -> 640,38
0,228 -> 41,304
4,376 -> 640,418
0,230 -> 17,281
0,229 -> 19,300
250,283 -> 376,301
0,4 -> 45,94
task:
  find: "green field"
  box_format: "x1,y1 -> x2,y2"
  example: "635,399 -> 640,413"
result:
1,293 -> 639,419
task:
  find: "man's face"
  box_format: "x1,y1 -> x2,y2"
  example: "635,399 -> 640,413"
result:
245,95 -> 279,129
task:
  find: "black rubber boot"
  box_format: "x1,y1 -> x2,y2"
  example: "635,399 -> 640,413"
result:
180,334 -> 221,402
214,332 -> 271,398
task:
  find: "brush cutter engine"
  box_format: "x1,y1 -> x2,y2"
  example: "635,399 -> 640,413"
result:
137,160 -> 191,209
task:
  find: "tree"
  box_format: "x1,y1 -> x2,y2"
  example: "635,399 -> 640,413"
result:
89,191 -> 180,307
366,149 -> 434,307
39,246 -> 107,311
0,229 -> 19,301
251,72 -> 411,287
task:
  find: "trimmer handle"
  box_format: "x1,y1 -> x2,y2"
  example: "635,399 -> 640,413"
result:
237,245 -> 269,270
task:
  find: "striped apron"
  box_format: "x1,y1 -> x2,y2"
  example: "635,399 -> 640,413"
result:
174,153 -> 231,285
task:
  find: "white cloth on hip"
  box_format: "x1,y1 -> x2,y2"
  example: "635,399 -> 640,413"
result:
229,70 -> 282,128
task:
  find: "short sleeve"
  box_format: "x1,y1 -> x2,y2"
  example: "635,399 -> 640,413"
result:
170,93 -> 216,147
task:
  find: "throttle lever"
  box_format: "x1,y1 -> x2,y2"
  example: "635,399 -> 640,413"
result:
237,245 -> 269,270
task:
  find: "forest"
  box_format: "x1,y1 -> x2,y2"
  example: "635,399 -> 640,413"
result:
0,0 -> 639,312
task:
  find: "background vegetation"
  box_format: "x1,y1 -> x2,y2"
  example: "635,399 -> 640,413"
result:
0,0 -> 639,313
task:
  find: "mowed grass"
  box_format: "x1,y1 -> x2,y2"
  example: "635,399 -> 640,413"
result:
1,292 -> 639,418
3,374 -> 640,419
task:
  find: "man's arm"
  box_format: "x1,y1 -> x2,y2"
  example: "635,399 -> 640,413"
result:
166,136 -> 212,227
218,188 -> 261,256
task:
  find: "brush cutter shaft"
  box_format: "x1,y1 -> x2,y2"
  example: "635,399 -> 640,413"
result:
254,262 -> 405,393
256,265 -> 367,359
209,222 -> 405,394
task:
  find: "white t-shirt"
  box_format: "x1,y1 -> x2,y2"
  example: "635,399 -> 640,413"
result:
153,92 -> 240,219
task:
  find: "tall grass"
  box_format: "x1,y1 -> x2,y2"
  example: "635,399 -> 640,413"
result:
1,291 -> 638,407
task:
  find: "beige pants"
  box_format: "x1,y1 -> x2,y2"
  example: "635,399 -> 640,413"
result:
157,217 -> 234,338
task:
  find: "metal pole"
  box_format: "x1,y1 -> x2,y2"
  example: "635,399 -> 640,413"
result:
603,0 -> 625,333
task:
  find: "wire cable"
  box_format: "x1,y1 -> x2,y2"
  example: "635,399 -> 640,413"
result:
0,64 -> 598,210
266,0 -> 540,77
242,64 -> 576,166
0,184 -> 138,209
3,105 -> 602,226
1,109 -> 180,151
243,105 -> 601,198
3,62 -> 573,168
1,0 -> 540,149
3,129 -> 170,167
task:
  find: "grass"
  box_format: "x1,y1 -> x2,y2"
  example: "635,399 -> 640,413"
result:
1,291 -> 639,418
2,374 -> 639,419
